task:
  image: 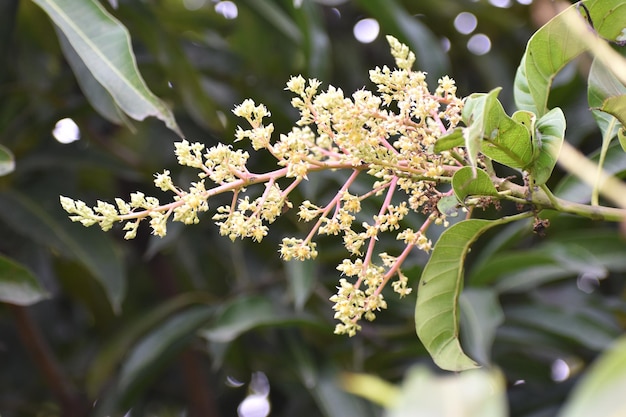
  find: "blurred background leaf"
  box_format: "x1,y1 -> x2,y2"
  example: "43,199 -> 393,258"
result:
1,1 -> 625,416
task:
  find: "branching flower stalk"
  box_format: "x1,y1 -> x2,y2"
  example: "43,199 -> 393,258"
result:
60,36 -> 483,335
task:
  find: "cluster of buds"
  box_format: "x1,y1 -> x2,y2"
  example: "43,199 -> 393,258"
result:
61,36 -> 465,336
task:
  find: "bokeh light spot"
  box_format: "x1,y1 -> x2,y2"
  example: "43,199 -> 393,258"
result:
489,0 -> 513,7
441,37 -> 451,52
215,1 -> 238,19
53,118 -> 80,144
467,33 -> 491,55
454,12 -> 477,35
551,359 -> 570,382
353,18 -> 380,44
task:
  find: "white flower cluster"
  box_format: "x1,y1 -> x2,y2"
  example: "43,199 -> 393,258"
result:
60,36 -> 465,336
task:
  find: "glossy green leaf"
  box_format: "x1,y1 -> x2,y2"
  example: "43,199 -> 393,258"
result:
514,0 -> 626,117
0,144 -> 15,176
387,366 -> 507,417
459,288 -> 504,367
31,0 -> 181,135
117,3 -> 223,131
0,254 -> 50,305
0,192 -> 125,312
511,110 -> 536,136
452,166 -> 499,204
528,107 -> 566,186
461,91 -> 496,172
462,88 -> 533,171
416,217 -> 525,371
558,336 -> 626,417
55,27 -> 126,125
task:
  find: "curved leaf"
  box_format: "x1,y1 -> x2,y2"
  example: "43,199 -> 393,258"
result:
32,0 -> 181,135
558,336 -> 626,417
462,88 -> 533,171
434,128 -> 464,153
415,215 -> 529,371
529,107 -> 566,186
452,166 -> 499,204
415,220 -> 492,371
589,57 -> 626,138
0,254 -> 50,305
587,57 -> 626,203
514,0 -> 626,117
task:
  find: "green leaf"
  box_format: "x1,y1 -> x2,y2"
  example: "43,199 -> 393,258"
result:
291,0 -> 331,78
387,366 -> 507,417
0,192 -> 125,312
86,293 -> 214,397
528,107 -> 566,185
0,254 -> 50,305
619,127 -> 626,151
601,94 -> 626,128
506,305 -> 617,351
436,195 -> 460,217
95,306 -> 215,414
558,336 -> 626,417
31,0 -> 181,135
415,220 -> 490,371
452,166 -> 499,204
514,0 -> 626,117
285,258 -> 316,312
434,128 -> 464,153
459,288 -> 504,367
240,0 -> 302,43
201,295 -> 318,343
462,88 -> 533,171
416,216 -> 527,371
588,58 -> 626,140
587,57 -> 626,203
55,26 -> 126,125
0,144 -> 15,176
